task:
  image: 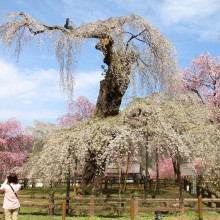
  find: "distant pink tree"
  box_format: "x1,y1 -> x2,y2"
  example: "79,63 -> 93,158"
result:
182,52 -> 220,107
157,158 -> 175,179
151,158 -> 175,180
0,119 -> 33,179
58,96 -> 96,128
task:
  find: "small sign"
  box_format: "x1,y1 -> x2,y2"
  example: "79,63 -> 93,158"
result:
181,166 -> 192,176
192,172 -> 197,195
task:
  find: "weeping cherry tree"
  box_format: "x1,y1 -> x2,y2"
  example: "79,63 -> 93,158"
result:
0,12 -> 179,117
0,12 -> 181,188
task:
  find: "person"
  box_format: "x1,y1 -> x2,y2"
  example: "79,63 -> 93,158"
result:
0,173 -> 21,220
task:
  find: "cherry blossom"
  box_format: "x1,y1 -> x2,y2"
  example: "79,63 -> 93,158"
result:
0,119 -> 32,179
182,52 -> 220,107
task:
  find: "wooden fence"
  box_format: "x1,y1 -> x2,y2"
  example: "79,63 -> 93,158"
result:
1,193 -> 220,219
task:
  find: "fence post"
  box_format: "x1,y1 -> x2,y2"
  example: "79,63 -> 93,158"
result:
62,199 -> 67,220
179,197 -> 185,216
198,196 -> 203,220
134,192 -> 139,217
48,192 -> 54,216
130,199 -> 134,220
118,197 -> 122,217
90,195 -> 95,219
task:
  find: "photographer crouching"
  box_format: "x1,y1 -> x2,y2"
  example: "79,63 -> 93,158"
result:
0,173 -> 21,220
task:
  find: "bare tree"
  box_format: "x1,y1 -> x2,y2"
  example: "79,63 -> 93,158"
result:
0,12 -> 179,117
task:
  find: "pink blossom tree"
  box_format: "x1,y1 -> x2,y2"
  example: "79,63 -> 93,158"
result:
0,119 -> 32,180
57,96 -> 95,128
158,158 -> 175,179
182,52 -> 220,107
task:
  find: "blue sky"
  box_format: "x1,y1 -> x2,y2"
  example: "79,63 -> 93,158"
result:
0,0 -> 220,127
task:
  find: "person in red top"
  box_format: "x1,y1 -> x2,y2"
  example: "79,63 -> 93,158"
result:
0,173 -> 21,220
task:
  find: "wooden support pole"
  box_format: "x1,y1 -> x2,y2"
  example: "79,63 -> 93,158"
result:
90,195 -> 95,219
62,199 -> 67,220
179,197 -> 185,216
198,196 -> 203,220
130,199 -> 134,220
134,192 -> 139,217
118,196 -> 122,217
48,191 -> 54,216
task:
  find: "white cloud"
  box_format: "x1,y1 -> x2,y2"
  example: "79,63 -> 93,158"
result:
159,0 -> 220,25
0,59 -> 103,125
22,99 -> 32,105
74,71 -> 103,89
0,59 -> 60,99
151,0 -> 220,41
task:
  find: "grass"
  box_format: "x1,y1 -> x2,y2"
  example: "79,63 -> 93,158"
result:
1,183 -> 220,219
17,211 -> 220,220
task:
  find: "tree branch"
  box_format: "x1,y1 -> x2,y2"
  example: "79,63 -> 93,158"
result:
19,12 -> 70,35
190,89 -> 205,104
125,29 -> 147,50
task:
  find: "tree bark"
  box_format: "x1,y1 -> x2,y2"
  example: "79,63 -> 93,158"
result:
172,153 -> 182,197
81,40 -> 136,192
95,39 -> 136,118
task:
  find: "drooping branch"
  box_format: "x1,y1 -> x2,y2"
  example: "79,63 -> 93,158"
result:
0,12 -> 179,116
125,29 -> 147,50
19,12 -> 70,35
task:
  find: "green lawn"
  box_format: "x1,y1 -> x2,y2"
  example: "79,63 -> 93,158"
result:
1,184 -> 220,219
17,211 -> 220,220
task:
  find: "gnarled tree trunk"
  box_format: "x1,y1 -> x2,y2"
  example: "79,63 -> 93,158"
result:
95,39 -> 135,117
82,39 -> 136,192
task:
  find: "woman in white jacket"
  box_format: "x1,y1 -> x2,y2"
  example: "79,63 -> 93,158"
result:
0,173 -> 21,220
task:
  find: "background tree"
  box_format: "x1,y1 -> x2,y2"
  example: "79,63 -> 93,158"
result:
155,158 -> 175,179
26,93 -> 220,190
58,96 -> 95,128
26,120 -> 58,154
0,12 -> 179,118
0,119 -> 32,180
182,52 -> 220,107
